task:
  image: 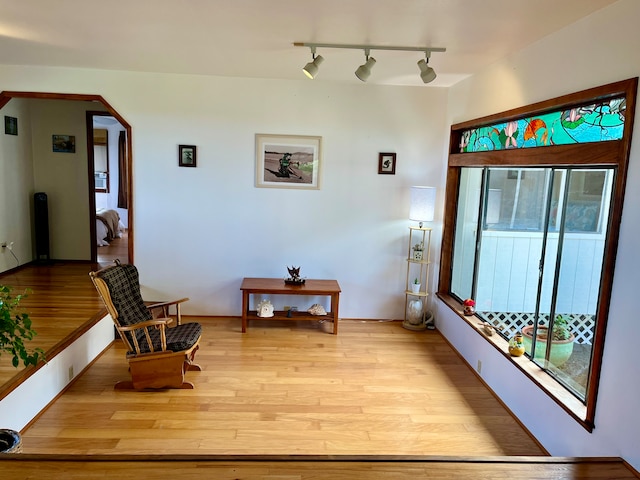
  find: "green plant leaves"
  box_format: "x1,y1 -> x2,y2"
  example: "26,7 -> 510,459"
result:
0,285 -> 44,367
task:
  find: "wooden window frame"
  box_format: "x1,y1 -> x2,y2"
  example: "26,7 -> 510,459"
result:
437,78 -> 638,430
93,128 -> 109,193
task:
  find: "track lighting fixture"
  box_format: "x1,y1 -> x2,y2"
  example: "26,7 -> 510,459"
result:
355,49 -> 376,82
302,47 -> 324,79
294,42 -> 445,83
417,53 -> 436,84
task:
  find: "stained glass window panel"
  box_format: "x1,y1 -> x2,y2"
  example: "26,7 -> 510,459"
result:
460,97 -> 626,153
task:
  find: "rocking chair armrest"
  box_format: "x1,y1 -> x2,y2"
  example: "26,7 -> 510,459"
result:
147,298 -> 189,326
119,318 -> 173,353
146,298 -> 189,310
117,318 -> 172,332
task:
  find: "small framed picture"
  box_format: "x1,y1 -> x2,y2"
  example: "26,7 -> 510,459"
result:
4,116 -> 17,135
378,152 -> 396,175
179,144 -> 197,167
52,135 -> 76,153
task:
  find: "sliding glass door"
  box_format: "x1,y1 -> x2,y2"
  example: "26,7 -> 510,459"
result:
451,166 -> 614,401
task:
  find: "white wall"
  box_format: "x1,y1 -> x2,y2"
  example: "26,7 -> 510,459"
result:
30,100 -> 99,260
128,76 -> 448,319
0,99 -> 110,272
442,0 -> 640,471
0,98 -> 34,271
0,66 -> 449,320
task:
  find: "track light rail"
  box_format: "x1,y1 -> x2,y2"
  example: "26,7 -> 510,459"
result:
293,42 -> 446,54
295,42 -> 445,83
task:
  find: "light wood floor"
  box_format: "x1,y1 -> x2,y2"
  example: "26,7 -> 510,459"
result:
0,262 -> 104,396
20,317 -> 545,457
0,233 -> 127,394
97,230 -> 128,267
2,264 -> 638,478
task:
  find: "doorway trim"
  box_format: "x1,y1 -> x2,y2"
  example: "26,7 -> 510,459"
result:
0,91 -> 134,264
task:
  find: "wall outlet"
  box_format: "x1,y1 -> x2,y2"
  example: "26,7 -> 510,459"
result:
68,366 -> 74,381
476,360 -> 482,374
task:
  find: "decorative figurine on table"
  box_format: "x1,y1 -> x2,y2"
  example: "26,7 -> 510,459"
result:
463,298 -> 476,316
285,265 -> 305,285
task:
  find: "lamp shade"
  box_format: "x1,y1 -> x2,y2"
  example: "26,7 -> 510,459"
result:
417,58 -> 436,84
409,186 -> 436,224
303,55 -> 324,79
355,57 -> 376,82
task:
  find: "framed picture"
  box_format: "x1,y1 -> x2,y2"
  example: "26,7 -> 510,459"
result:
52,135 -> 76,153
4,116 -> 17,135
255,134 -> 322,189
378,152 -> 396,175
179,144 -> 197,167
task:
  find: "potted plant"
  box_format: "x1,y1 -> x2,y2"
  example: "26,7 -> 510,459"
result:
521,314 -> 575,367
0,285 -> 44,453
412,242 -> 424,261
410,277 -> 421,294
0,285 -> 43,368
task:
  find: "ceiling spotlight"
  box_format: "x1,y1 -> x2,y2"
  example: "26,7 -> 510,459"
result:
293,42 -> 445,84
302,47 -> 324,79
417,54 -> 436,84
355,50 -> 376,82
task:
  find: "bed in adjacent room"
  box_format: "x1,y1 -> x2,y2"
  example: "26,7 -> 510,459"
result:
96,209 -> 123,246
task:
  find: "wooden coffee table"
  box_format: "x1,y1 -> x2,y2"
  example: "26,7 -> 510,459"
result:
240,277 -> 341,334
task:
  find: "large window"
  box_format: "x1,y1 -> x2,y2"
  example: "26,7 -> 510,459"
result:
439,79 -> 638,430
452,166 -> 613,401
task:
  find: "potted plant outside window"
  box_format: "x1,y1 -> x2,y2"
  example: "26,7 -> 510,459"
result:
0,285 -> 44,453
521,314 -> 574,367
412,242 -> 424,261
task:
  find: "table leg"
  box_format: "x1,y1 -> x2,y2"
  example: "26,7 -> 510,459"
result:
242,291 -> 248,333
331,292 -> 339,335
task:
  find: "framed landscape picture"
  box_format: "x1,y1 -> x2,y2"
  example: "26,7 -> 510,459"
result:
255,134 -> 322,189
52,135 -> 76,153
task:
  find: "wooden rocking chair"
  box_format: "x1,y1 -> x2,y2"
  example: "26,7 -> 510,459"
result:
89,260 -> 202,390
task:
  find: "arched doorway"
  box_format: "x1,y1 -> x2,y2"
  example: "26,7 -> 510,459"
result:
0,91 -> 133,264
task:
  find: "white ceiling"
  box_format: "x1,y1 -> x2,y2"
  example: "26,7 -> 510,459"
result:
0,0 -> 617,87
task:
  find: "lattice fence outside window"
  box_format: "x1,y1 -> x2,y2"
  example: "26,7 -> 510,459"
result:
482,311 -> 594,345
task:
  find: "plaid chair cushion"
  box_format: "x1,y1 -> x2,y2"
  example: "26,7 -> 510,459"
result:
97,263 -> 153,326
132,321 -> 202,355
97,263 -> 202,355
